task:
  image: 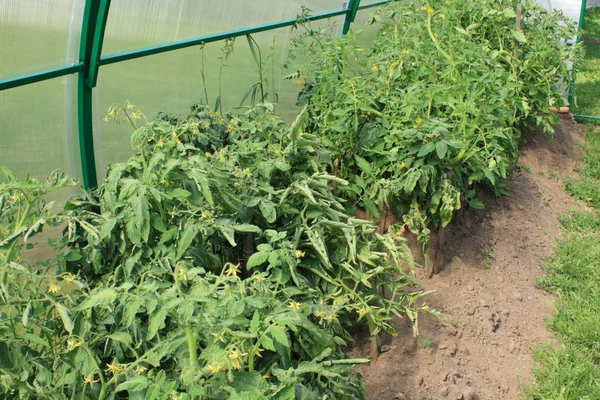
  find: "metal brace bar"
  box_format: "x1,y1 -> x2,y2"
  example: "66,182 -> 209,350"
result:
343,0 -> 361,34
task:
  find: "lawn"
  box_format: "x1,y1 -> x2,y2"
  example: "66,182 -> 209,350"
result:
573,7 -> 600,118
525,125 -> 600,399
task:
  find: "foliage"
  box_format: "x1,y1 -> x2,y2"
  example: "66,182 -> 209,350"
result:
525,126 -> 600,399
574,7 -> 600,118
0,104 -> 433,398
289,0 -> 580,253
0,168 -> 86,398
68,103 -> 426,336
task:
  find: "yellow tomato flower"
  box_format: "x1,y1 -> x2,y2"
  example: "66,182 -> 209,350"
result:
288,301 -> 302,311
47,283 -> 60,294
295,250 -> 305,259
254,347 -> 264,358
225,263 -> 240,277
427,7 -> 434,14
105,361 -> 123,375
136,366 -> 147,374
399,162 -> 406,169
177,268 -> 188,282
415,118 -> 423,125
391,61 -> 400,67
205,362 -> 225,374
296,80 -> 305,86
62,273 -> 77,283
356,308 -> 367,316
229,349 -> 247,370
156,139 -> 165,148
371,65 -> 379,72
211,331 -> 227,344
66,338 -> 82,351
82,376 -> 99,387
402,49 -> 410,55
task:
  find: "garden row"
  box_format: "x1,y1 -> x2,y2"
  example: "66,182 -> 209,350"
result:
0,0 -> 579,398
291,0 -> 579,263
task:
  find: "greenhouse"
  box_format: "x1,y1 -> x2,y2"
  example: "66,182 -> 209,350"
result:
1,0 -> 599,398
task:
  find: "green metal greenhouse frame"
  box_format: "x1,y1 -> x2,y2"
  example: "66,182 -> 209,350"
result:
0,0 -> 596,190
0,0 -> 389,190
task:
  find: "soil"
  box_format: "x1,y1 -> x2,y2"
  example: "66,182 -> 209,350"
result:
352,115 -> 588,400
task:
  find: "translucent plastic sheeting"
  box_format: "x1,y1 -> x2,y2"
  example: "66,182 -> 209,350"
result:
0,0 -> 85,79
101,0 -> 346,55
353,5 -> 385,49
0,76 -> 81,181
93,19 -> 342,180
537,0 -> 584,22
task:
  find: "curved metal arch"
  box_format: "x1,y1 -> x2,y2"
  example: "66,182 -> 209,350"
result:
78,0 -> 111,189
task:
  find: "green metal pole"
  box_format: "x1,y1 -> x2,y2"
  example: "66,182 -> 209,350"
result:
574,114 -> 600,122
343,0 -> 361,34
87,0 -> 111,88
77,0 -> 111,189
578,0 -> 588,31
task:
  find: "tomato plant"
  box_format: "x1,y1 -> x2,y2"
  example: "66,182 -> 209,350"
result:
289,0 -> 580,259
1,103 -> 434,398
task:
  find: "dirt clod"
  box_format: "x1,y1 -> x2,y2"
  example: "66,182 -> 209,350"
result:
512,292 -> 524,302
440,386 -> 451,397
415,376 -> 424,387
380,345 -> 393,353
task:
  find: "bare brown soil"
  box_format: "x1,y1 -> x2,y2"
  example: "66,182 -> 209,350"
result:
353,116 -> 587,400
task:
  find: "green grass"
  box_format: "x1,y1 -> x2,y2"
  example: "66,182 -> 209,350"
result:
565,125 -> 600,207
573,8 -> 600,118
524,125 -> 600,399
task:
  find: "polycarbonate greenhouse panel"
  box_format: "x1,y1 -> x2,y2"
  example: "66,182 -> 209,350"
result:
101,0 -> 347,56
0,0 -> 85,80
353,4 -> 385,49
536,0 -> 584,22
0,76 -> 81,181
93,19 -> 341,181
